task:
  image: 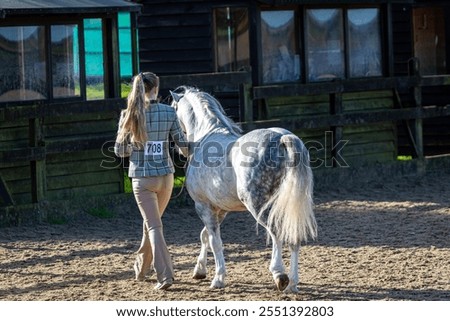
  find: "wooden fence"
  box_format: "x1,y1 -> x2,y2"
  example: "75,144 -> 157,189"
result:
159,70 -> 450,161
1,70 -> 450,211
0,98 -> 125,208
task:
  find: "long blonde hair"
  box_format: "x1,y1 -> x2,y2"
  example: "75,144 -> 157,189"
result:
116,72 -> 159,149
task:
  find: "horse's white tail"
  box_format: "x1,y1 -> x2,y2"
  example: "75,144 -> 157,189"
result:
263,134 -> 317,247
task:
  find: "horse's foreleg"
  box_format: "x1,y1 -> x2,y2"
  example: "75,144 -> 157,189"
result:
285,244 -> 300,293
195,203 -> 227,289
193,227 -> 209,279
269,232 -> 289,291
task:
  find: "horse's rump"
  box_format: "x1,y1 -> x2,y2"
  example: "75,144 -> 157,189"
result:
234,129 -> 317,247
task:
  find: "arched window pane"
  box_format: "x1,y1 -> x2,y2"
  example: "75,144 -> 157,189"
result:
306,9 -> 344,81
261,10 -> 299,83
348,9 -> 382,77
84,19 -> 105,100
51,25 -> 80,98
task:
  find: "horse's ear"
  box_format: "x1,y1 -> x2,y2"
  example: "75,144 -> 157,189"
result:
170,90 -> 183,103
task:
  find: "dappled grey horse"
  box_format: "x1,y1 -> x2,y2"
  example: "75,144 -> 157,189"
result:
171,87 -> 317,292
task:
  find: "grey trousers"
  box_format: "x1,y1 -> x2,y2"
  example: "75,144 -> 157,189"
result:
132,174 -> 174,283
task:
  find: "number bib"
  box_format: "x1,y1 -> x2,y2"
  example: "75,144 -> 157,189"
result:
144,141 -> 164,156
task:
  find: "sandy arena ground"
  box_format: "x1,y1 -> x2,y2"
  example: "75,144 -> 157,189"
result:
0,167 -> 449,301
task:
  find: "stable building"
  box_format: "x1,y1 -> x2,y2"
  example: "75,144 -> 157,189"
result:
137,0 -> 450,166
0,0 -> 141,222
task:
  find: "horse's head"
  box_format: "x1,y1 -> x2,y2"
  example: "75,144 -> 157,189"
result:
170,87 -> 193,139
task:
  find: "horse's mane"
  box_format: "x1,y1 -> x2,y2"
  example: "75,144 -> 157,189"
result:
175,86 -> 242,138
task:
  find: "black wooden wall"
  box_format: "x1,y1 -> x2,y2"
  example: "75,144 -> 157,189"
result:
137,0 -> 450,157
138,0 -> 215,75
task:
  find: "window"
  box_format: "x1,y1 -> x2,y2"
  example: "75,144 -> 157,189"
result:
306,9 -> 344,81
84,18 -> 105,100
214,7 -> 250,73
241,6 -> 384,84
347,9 -> 382,77
0,13 -> 134,103
118,12 -> 133,79
306,8 -> 382,81
0,26 -> 46,102
51,24 -> 80,98
261,10 -> 299,83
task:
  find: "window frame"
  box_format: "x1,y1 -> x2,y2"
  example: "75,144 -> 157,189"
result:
213,6 -> 251,74
0,17 -> 85,104
305,4 -> 385,83
255,4 -> 386,85
0,12 -> 131,105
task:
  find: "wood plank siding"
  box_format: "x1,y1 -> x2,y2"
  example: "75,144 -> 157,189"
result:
264,90 -> 397,166
0,106 -> 123,206
2,0 -> 450,216
137,1 -> 250,120
136,0 -> 450,160
0,1 -> 140,213
138,1 -> 214,75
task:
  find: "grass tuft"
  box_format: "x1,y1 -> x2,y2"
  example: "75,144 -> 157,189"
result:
87,207 -> 115,219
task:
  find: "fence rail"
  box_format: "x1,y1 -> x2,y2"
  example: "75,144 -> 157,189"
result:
1,70 -> 450,208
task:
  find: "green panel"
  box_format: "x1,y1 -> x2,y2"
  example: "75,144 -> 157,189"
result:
0,165 -> 30,180
44,119 -> 117,138
345,129 -> 395,145
9,191 -> 32,205
0,126 -> 29,143
46,183 -> 121,201
343,90 -> 394,112
82,13 -> 133,78
47,159 -> 113,176
47,170 -> 121,191
344,151 -> 396,166
266,94 -> 330,118
343,141 -> 396,157
46,149 -> 111,163
293,128 -> 333,167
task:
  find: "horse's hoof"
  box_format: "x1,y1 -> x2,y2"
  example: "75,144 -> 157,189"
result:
275,274 -> 290,291
284,284 -> 299,294
210,280 -> 225,289
192,272 -> 207,280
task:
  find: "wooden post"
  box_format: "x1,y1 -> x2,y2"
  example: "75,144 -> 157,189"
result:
29,118 -> 46,203
130,12 -> 140,76
239,82 -> 253,124
330,92 -> 343,167
410,59 -> 424,160
103,16 -> 121,98
0,174 -> 15,206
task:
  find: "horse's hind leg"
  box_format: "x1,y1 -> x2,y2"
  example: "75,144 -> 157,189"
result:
268,232 -> 289,291
193,226 -> 208,279
246,199 -> 289,291
286,244 -> 300,293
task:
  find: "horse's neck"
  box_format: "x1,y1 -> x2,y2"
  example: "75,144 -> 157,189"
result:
189,116 -> 236,142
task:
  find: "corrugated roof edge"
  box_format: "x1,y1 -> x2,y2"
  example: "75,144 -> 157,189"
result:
0,0 -> 141,17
